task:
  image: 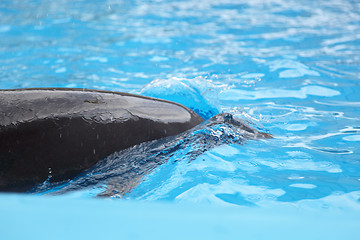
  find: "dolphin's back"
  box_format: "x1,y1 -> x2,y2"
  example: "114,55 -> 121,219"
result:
0,88 -> 204,191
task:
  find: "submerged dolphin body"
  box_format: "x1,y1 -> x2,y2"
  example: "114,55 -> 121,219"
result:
0,88 -> 204,192
35,113 -> 273,197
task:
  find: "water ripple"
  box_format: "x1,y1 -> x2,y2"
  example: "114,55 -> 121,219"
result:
0,0 -> 359,210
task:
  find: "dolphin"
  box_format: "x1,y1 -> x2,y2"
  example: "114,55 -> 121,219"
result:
0,88 -> 204,192
33,113 -> 273,197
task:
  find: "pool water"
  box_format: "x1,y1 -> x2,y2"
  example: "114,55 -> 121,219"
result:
1,0 -> 360,238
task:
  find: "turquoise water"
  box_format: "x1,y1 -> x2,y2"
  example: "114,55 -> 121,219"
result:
1,0 -> 360,238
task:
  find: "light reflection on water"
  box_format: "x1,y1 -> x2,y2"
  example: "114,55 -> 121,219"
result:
0,0 -> 360,210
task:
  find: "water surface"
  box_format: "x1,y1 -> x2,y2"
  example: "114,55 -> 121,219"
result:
1,0 -> 360,213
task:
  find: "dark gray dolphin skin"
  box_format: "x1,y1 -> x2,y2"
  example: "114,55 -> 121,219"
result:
0,88 -> 204,192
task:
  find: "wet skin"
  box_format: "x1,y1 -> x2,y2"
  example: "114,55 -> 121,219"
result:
0,88 -> 204,192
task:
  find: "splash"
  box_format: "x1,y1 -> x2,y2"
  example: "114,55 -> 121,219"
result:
139,77 -> 223,119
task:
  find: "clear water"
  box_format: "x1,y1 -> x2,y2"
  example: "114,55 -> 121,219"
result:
1,0 -> 360,213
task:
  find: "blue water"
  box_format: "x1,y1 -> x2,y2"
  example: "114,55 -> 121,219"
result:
1,0 -> 360,238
